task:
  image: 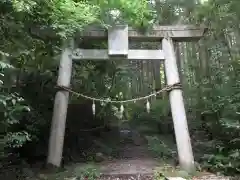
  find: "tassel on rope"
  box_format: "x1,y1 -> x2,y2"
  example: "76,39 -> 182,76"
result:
120,104 -> 124,119
146,100 -> 150,113
119,92 -> 123,98
92,101 -> 96,115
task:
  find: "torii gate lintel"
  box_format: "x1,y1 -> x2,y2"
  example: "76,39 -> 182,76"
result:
47,24 -> 206,173
77,24 -> 206,42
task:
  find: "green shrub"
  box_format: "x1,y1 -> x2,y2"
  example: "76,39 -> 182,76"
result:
145,135 -> 176,159
0,60 -> 31,159
74,164 -> 100,180
128,99 -> 170,134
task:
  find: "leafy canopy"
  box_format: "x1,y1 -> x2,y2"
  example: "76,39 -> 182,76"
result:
10,0 -> 155,39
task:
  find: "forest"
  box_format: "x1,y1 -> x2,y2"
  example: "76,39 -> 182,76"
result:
0,0 -> 240,179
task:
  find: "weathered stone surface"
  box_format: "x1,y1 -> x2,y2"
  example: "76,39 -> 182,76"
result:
71,49 -> 165,60
108,25 -> 128,56
78,25 -> 206,42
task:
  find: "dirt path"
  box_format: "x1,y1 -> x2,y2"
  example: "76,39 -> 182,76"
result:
99,128 -> 161,175
35,127 -> 233,180
96,128 -> 232,180
99,158 -> 159,175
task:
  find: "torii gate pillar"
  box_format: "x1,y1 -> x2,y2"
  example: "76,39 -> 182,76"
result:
47,44 -> 73,167
163,37 -> 195,172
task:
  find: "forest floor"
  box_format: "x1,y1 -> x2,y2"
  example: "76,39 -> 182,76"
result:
33,127 -> 233,180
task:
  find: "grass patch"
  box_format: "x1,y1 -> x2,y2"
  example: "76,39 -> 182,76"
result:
145,135 -> 177,160
154,165 -> 203,180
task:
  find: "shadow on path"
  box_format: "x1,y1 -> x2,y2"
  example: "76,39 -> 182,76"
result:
98,126 -> 161,175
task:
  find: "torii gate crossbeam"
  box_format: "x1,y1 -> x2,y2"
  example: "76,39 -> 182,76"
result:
47,25 -> 206,173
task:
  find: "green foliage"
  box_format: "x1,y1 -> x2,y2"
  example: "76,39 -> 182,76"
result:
153,171 -> 167,180
0,59 -> 31,158
191,59 -> 240,174
95,0 -> 156,28
50,0 -> 101,38
201,145 -> 240,174
128,99 -> 176,160
75,164 -> 100,180
6,131 -> 31,148
129,99 -> 170,134
153,168 -> 192,180
9,0 -> 155,40
11,0 -> 101,39
145,135 -> 176,159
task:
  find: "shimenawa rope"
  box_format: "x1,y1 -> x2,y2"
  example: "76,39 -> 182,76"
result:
55,82 -> 182,103
55,83 -> 181,131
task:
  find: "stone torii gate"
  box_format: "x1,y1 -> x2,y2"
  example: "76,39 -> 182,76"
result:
47,25 -> 206,172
